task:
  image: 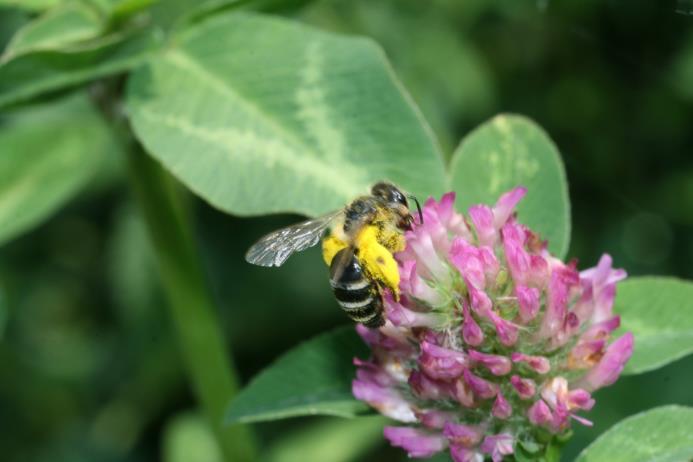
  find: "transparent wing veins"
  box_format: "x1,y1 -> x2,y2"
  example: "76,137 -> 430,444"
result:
328,245 -> 356,284
245,211 -> 342,267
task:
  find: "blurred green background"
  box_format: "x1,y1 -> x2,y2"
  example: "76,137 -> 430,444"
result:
1,0 -> 692,461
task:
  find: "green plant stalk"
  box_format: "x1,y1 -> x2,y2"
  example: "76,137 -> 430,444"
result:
127,147 -> 256,461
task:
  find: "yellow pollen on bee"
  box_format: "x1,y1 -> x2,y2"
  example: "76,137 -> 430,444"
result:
322,234 -> 347,266
356,226 -> 401,300
322,223 -> 404,301
372,210 -> 407,254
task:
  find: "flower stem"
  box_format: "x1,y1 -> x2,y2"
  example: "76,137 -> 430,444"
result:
127,147 -> 257,461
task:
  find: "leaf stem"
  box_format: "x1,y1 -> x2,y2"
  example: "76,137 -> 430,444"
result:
127,147 -> 257,461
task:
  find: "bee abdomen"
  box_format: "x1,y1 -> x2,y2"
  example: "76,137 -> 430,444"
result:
329,249 -> 385,328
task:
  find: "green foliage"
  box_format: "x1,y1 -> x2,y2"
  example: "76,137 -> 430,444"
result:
0,0 -> 164,109
265,416 -> 387,462
0,28 -> 160,108
616,277 -> 693,374
0,0 -> 60,11
127,12 -> 446,217
0,93 -> 118,246
163,412 -> 223,462
226,326 -> 369,423
147,0 -> 242,29
128,148 -> 257,460
426,453 -> 453,462
301,0 -> 495,154
671,35 -> 693,102
109,0 -> 158,23
107,203 -> 158,319
0,285 -> 7,340
450,114 -> 571,258
1,3 -> 103,61
576,406 -> 693,462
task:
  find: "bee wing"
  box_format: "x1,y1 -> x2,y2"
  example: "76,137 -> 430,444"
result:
245,210 -> 343,267
328,245 -> 356,283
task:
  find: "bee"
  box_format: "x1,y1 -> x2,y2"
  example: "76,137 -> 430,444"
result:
245,182 -> 423,328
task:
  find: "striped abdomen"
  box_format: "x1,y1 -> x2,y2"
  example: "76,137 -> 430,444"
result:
329,248 -> 384,328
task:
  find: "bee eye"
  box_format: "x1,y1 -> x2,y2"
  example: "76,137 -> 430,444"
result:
391,190 -> 408,207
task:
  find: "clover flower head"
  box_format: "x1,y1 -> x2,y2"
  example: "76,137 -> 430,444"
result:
352,188 -> 633,461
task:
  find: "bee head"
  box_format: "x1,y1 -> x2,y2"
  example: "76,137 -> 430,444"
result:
371,182 -> 423,230
371,182 -> 408,207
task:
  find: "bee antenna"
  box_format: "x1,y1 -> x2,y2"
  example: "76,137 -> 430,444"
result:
408,195 -> 424,225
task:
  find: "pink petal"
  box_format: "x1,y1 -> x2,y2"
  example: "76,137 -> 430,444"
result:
551,312 -> 581,349
353,358 -> 396,387
575,332 -> 634,392
510,375 -> 536,399
450,238 -> 486,289
399,260 -> 444,306
384,427 -> 447,458
352,368 -> 416,422
406,232 -> 450,283
570,413 -> 594,427
355,324 -> 413,354
516,285 -> 541,323
417,410 -> 456,429
469,205 -> 496,247
462,302 -> 484,346
568,388 -> 595,411
486,309 -> 519,346
579,254 -> 627,323
492,391 -> 512,419
493,187 -> 527,228
539,264 -> 580,339
478,246 -> 500,284
468,350 -> 512,376
408,371 -> 452,401
501,222 -> 536,286
463,369 -> 498,399
527,399 -> 553,426
450,445 -> 484,462
511,352 -> 551,374
480,433 -> 514,462
593,283 -> 618,323
568,338 -> 607,370
385,295 -> 443,328
467,283 -> 493,315
442,422 -> 484,447
581,317 -> 621,343
452,376 -> 476,407
433,192 -> 473,239
419,341 -> 467,380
